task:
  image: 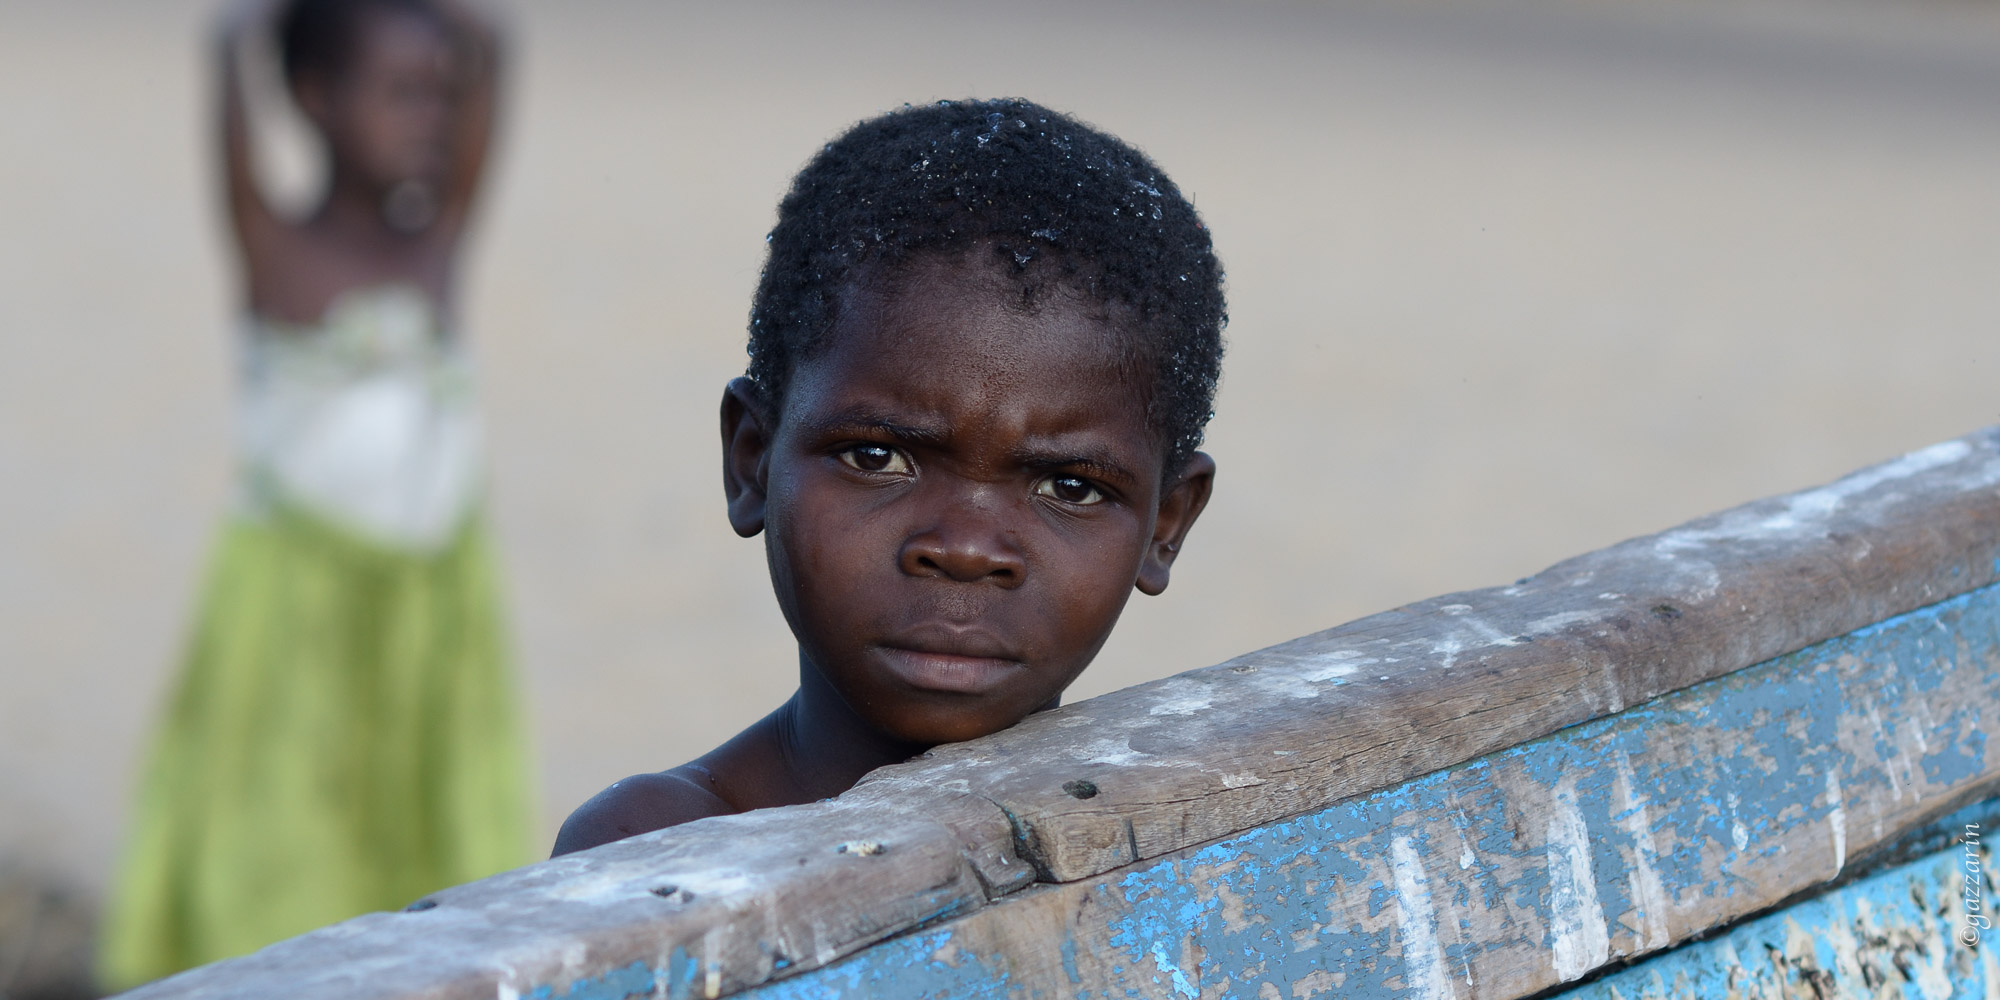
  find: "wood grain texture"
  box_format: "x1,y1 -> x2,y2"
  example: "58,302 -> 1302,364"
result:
117,793 -> 1022,1000
117,427 -> 2000,999
748,579 -> 2000,999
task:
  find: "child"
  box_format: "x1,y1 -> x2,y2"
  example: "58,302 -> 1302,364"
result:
100,0 -> 530,987
554,99 -> 1223,855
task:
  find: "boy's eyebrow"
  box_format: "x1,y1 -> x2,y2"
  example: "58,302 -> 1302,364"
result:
803,409 -> 949,446
1011,446 -> 1139,486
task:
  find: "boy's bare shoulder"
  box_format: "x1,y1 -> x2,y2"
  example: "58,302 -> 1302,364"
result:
551,767 -> 734,856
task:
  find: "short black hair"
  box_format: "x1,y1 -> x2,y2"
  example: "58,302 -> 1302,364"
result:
747,99 -> 1226,474
277,0 -> 441,86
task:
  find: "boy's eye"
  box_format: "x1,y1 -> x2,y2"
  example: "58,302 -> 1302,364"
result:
838,444 -> 911,475
1036,475 -> 1105,506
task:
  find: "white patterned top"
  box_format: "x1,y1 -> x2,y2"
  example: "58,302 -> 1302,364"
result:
237,285 -> 484,551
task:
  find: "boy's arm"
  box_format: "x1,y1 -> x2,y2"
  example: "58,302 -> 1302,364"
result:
551,769 -> 734,857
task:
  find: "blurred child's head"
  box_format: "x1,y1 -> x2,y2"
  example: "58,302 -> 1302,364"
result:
278,0 -> 461,209
722,100 -> 1225,745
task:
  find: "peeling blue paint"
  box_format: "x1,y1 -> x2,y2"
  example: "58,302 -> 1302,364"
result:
727,583 -> 2000,998
1923,716 -> 1988,785
1556,839 -> 1996,999
529,960 -> 657,1000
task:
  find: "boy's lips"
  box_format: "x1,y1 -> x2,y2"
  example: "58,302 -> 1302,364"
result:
874,628 -> 1024,694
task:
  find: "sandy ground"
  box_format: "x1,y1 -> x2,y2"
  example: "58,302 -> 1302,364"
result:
3,0 -> 1999,918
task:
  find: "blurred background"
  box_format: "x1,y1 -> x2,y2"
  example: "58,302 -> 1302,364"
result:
3,0 -> 1998,993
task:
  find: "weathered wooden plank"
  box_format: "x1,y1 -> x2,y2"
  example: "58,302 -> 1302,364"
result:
118,427 -> 2000,1000
1554,818 -> 1997,999
862,428 -> 2000,883
741,579 -> 2000,999
118,793 -> 1027,1000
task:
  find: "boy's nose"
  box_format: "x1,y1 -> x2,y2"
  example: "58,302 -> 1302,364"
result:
898,516 -> 1026,588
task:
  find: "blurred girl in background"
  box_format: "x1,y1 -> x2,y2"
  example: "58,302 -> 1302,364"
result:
101,0 -> 530,986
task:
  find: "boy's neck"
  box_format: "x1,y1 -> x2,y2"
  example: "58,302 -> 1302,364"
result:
771,650 -> 930,803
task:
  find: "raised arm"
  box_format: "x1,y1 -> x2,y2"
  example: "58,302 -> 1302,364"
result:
214,0 -> 287,260
433,0 -> 503,236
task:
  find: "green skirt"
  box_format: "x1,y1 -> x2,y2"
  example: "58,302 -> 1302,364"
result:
99,510 -> 534,989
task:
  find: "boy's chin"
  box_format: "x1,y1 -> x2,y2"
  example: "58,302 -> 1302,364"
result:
865,701 -> 1038,749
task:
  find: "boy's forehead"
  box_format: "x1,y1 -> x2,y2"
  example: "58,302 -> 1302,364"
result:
845,262 -> 1133,379
784,257 -> 1160,445
848,253 -> 1139,364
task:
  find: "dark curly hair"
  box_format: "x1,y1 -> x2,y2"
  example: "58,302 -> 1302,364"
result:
278,0 -> 442,85
747,99 -> 1226,475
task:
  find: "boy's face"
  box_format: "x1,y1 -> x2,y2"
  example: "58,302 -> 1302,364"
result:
722,256 -> 1214,746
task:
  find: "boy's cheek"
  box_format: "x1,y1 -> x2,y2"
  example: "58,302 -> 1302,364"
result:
782,509 -> 894,598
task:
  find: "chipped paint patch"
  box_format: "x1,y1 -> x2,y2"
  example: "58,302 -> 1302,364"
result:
1147,679 -> 1216,717
1391,836 -> 1458,1000
1612,753 -> 1673,951
1525,610 -> 1612,635
523,961 -> 657,1000
1654,439 -> 1985,557
1547,785 -> 1612,982
1724,792 -> 1748,852
1297,656 -> 1367,684
1556,837 -> 1993,1000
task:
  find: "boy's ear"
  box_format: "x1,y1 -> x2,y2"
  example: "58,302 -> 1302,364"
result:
720,377 -> 771,538
1136,451 -> 1216,597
